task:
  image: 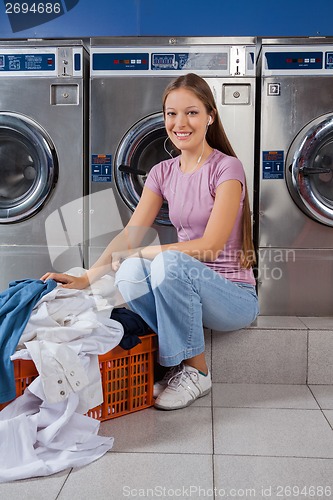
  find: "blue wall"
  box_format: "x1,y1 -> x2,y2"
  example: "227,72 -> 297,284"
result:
139,0 -> 333,37
0,0 -> 332,38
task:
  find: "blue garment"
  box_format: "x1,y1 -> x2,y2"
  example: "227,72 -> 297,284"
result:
110,307 -> 150,350
115,251 -> 259,367
0,279 -> 57,403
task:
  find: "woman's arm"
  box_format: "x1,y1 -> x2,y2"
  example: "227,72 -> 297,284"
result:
42,179 -> 241,286
41,186 -> 164,288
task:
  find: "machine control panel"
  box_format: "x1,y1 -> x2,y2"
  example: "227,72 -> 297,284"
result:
0,53 -> 55,71
263,46 -> 333,75
91,46 -> 255,76
92,53 -> 149,71
0,47 -> 84,77
92,51 -> 228,72
265,51 -> 322,70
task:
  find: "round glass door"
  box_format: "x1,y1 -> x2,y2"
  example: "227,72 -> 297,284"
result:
286,113 -> 333,227
114,112 -> 179,225
0,112 -> 58,223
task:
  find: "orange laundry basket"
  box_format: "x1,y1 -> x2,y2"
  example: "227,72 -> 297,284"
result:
0,333 -> 157,421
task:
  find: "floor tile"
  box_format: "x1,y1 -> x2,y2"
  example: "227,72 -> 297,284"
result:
213,408 -> 333,458
308,330 -> 333,384
299,317 -> 333,329
250,316 -> 307,330
324,410 -> 333,429
214,455 -> 333,500
59,453 -> 213,500
213,383 -> 319,409
99,406 -> 213,454
0,470 -> 70,500
310,385 -> 333,409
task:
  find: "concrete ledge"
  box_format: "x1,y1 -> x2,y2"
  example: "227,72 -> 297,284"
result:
211,327 -> 308,384
210,316 -> 333,385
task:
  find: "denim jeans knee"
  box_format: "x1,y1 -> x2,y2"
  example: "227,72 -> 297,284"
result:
115,257 -> 152,303
150,250 -> 182,288
115,251 -> 259,367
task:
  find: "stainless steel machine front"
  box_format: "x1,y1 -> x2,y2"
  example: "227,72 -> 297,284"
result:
0,40 -> 88,290
257,38 -> 333,315
89,36 -> 257,265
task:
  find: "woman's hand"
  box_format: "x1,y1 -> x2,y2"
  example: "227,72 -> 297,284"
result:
111,250 -> 128,272
111,249 -> 141,272
40,272 -> 89,290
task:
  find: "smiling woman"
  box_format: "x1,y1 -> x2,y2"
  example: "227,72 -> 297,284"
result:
42,73 -> 259,411
164,87 -> 213,173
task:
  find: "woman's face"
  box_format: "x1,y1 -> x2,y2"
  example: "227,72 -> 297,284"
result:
164,88 -> 211,155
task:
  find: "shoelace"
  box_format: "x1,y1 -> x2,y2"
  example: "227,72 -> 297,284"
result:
168,365 -> 198,390
159,365 -> 180,385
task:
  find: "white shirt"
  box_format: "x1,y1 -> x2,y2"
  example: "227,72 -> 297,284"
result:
0,271 -> 124,482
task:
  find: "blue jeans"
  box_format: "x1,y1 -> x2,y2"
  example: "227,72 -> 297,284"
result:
115,250 -> 259,367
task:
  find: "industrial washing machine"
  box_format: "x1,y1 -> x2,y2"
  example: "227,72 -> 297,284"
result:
0,40 -> 89,291
89,36 -> 258,265
257,38 -> 333,315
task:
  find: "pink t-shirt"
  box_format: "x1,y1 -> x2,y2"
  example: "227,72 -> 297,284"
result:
145,148 -> 255,285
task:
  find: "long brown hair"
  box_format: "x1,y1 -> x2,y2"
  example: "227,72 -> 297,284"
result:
162,73 -> 256,269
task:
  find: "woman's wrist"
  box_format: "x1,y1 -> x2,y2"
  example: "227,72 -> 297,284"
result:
81,273 -> 92,288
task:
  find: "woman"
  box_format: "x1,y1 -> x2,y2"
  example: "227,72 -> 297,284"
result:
42,73 -> 259,411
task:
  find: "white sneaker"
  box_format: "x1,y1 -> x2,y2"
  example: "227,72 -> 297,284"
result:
153,365 -> 180,398
154,364 -> 211,410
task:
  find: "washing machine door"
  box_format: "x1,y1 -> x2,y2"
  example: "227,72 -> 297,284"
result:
0,112 -> 58,223
114,112 -> 178,225
286,113 -> 333,227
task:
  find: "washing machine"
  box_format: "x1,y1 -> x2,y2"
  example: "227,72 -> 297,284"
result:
0,40 -> 89,291
257,38 -> 333,316
89,36 -> 258,265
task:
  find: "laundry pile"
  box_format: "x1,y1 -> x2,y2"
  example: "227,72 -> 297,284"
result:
0,269 -> 125,483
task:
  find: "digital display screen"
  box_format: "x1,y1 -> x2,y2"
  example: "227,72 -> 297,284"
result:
152,54 -> 176,68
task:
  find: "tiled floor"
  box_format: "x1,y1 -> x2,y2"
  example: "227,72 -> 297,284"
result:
1,383 -> 333,500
